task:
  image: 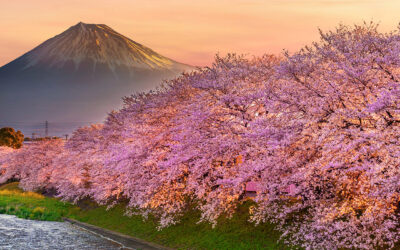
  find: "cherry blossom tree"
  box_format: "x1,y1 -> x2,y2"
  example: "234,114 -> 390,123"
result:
0,139 -> 64,191
51,124 -> 107,203
161,54 -> 280,225
2,22 -> 400,250
0,146 -> 16,180
249,22 -> 400,249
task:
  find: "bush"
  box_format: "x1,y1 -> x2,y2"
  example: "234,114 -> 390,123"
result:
0,127 -> 24,149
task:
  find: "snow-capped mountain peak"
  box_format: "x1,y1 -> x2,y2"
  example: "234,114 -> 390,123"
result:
0,22 -> 194,136
16,22 -> 191,74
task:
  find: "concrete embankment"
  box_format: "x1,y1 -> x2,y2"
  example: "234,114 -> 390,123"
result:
64,218 -> 173,250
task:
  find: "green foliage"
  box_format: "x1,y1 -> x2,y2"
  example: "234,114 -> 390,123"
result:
0,182 -> 22,191
0,205 -> 63,221
0,127 -> 24,149
71,202 -> 287,250
0,183 -> 73,221
0,182 -> 287,249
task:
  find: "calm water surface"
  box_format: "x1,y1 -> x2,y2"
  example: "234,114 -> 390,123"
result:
0,214 -> 123,249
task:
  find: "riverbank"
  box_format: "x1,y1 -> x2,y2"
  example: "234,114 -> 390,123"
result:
0,182 -> 287,249
0,214 -> 123,249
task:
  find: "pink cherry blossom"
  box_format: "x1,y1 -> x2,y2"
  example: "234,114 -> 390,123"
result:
2,22 -> 400,249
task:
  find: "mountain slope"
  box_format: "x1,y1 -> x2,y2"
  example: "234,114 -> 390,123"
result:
0,22 -> 192,80
0,22 -> 194,136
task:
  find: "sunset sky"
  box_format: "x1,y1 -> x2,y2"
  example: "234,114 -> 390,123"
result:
1,0 -> 400,67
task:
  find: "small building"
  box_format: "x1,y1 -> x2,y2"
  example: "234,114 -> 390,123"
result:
245,181 -> 260,198
245,182 -> 298,199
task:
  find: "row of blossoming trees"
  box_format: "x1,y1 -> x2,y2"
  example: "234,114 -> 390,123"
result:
2,23 -> 400,249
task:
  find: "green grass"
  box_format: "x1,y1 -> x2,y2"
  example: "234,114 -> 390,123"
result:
0,182 -> 76,221
0,182 -> 289,249
69,202 -> 287,249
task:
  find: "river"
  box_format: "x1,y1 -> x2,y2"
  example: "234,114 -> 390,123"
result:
0,214 -> 124,249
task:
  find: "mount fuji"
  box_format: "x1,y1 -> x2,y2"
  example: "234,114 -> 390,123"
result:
0,22 -> 194,136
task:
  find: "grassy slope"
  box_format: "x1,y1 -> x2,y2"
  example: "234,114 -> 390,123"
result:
0,182 -> 76,221
0,182 -> 288,250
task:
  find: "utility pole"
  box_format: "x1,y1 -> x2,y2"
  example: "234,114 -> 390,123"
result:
64,134 -> 69,140
45,120 -> 48,137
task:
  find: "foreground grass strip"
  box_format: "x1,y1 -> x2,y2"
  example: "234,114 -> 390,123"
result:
0,183 -> 74,221
0,182 -> 287,250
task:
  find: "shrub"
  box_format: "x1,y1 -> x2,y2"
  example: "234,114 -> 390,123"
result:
0,127 -> 24,149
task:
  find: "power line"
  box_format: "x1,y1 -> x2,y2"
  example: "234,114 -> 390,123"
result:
45,120 -> 48,137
